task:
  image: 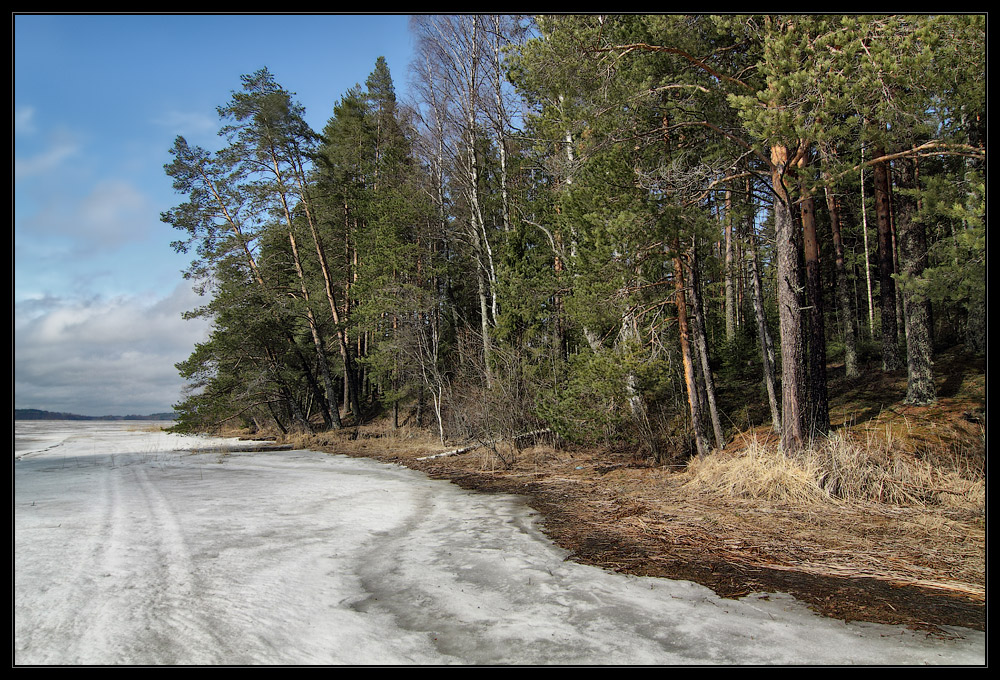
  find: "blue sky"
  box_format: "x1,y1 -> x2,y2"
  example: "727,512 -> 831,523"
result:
14,14 -> 417,416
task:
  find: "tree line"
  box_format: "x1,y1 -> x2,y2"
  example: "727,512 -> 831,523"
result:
164,15 -> 985,460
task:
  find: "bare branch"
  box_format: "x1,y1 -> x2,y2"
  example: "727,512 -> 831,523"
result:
590,42 -> 754,91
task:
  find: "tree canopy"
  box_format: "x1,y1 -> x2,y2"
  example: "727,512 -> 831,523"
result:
164,15 -> 985,461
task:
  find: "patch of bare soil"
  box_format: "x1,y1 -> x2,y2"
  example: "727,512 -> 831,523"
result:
285,349 -> 985,634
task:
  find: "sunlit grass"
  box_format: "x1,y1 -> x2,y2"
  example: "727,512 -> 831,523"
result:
684,427 -> 984,510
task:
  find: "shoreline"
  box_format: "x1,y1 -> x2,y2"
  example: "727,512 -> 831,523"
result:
290,428 -> 984,635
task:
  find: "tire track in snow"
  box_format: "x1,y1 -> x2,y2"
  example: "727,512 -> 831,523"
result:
47,458 -> 154,664
118,462 -> 204,663
20,455 -> 218,664
103,459 -> 225,664
76,459 -> 145,664
15,457 -> 118,664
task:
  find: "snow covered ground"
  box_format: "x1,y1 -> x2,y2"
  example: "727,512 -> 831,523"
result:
14,421 -> 985,665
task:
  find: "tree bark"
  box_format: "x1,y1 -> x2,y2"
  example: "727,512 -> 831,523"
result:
800,181 -> 830,435
771,145 -> 807,453
896,161 -> 936,405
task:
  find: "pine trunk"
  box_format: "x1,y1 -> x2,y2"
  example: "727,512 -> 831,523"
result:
800,187 -> 830,435
897,162 -> 936,405
771,146 -> 807,453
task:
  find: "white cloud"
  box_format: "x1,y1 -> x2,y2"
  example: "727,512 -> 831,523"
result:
14,134 -> 80,180
14,284 -> 212,416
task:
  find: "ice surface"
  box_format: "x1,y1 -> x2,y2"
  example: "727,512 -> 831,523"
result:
14,421 -> 985,665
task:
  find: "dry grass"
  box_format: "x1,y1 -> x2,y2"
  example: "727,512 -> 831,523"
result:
278,421 -> 448,459
683,426 -> 984,512
125,423 -> 169,433
684,437 -> 827,504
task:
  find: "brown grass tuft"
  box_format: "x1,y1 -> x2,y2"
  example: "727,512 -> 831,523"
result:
684,434 -> 828,504
683,427 -> 984,511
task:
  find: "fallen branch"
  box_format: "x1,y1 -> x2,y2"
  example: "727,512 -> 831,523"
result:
417,442 -> 481,460
416,429 -> 552,460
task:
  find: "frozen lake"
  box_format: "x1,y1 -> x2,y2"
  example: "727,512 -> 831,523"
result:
14,421 -> 985,665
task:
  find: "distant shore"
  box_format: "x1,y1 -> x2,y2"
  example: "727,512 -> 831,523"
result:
14,409 -> 175,422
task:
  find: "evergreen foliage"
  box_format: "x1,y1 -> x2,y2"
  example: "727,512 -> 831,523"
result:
164,15 -> 985,457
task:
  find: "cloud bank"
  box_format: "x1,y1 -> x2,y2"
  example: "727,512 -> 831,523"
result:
14,284 -> 212,416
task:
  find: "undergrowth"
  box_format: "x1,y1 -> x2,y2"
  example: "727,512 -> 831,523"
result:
684,426 -> 984,511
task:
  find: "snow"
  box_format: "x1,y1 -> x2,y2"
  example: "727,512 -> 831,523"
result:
14,421 -> 985,665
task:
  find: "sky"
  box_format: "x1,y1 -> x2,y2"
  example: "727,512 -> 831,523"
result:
14,422 -> 986,664
14,14 -> 418,416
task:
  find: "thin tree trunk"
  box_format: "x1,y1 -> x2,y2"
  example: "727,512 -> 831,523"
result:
289,153 -> 362,421
873,148 -> 903,371
674,243 -> 709,457
198,162 -> 318,428
619,306 -> 658,461
464,18 -> 497,384
286,226 -> 342,431
824,177 -> 859,379
265,399 -> 289,435
860,148 -> 876,337
267,346 -> 312,433
688,239 -> 725,450
724,190 -> 736,343
889,181 -> 907,348
746,201 -> 781,433
263,144 -> 340,430
966,300 -> 985,354
490,16 -> 512,235
296,345 -> 334,429
475,257 -> 494,387
271,147 -> 351,428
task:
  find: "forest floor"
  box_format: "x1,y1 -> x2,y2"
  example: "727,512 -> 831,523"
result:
279,346 -> 986,635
